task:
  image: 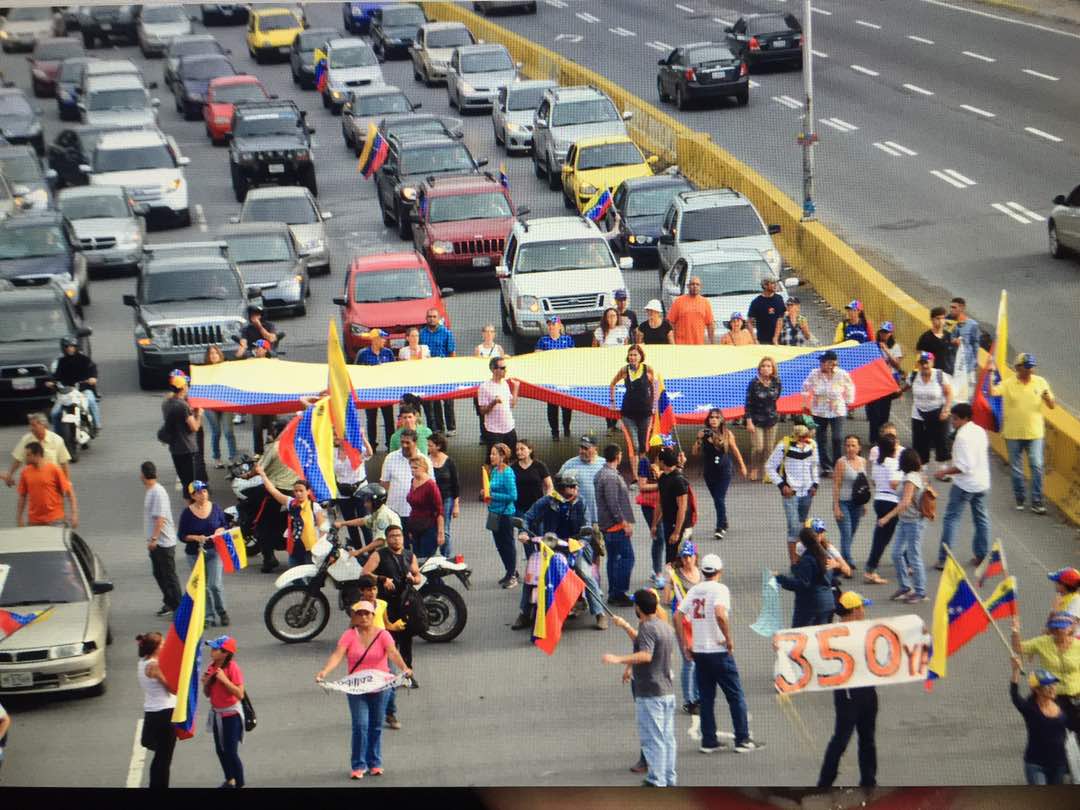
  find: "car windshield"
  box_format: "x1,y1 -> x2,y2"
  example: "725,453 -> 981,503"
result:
749,14 -> 800,34
356,93 -> 411,116
516,239 -> 614,273
94,143 -> 174,172
7,7 -> 52,21
0,300 -> 71,342
552,98 -> 620,127
172,39 -> 220,58
60,193 -> 129,220
259,12 -> 298,31
461,51 -> 513,74
87,88 -> 146,111
0,224 -> 67,259
35,40 -> 83,61
687,46 -> 735,65
507,86 -> 547,111
381,7 -> 425,28
680,206 -> 764,241
182,57 -> 234,80
60,59 -> 91,81
0,551 -> 87,607
428,192 -> 511,223
145,267 -> 241,303
384,120 -> 446,139
226,234 -> 293,263
353,267 -> 432,303
400,144 -> 474,176
625,185 -> 688,217
243,196 -> 317,225
427,28 -> 472,48
298,30 -> 332,51
0,94 -> 32,117
0,154 -> 42,184
330,45 -> 377,68
234,111 -> 301,137
577,141 -> 643,171
696,262 -> 776,296
142,5 -> 186,23
213,82 -> 267,103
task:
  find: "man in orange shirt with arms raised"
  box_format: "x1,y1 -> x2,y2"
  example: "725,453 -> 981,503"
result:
666,276 -> 715,345
15,442 -> 78,528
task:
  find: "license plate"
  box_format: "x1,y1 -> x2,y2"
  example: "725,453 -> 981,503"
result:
11,378 -> 35,391
0,672 -> 33,689
389,338 -> 405,349
279,46 -> 290,54
565,323 -> 586,335
773,39 -> 787,48
268,164 -> 285,174
100,23 -> 112,31
61,412 -> 78,424
472,256 -> 491,267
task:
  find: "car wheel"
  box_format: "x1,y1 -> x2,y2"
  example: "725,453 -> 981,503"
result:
493,121 -> 503,145
291,63 -> 300,84
547,154 -> 560,191
397,205 -> 412,240
500,301 -> 512,335
1049,222 -> 1067,259
232,171 -> 247,203
175,93 -> 183,113
448,87 -> 457,109
176,208 -> 191,228
321,89 -> 330,108
294,301 -> 307,317
675,84 -> 687,111
107,626 -> 113,645
137,361 -> 157,390
304,171 -> 318,198
378,189 -> 395,226
343,125 -> 354,151
413,62 -> 422,82
79,284 -> 90,307
528,1 -> 538,11
657,76 -> 669,103
85,680 -> 107,698
82,32 -> 94,49
533,146 -> 544,179
423,65 -> 434,87
736,88 -> 749,106
563,187 -> 575,210
202,10 -> 212,26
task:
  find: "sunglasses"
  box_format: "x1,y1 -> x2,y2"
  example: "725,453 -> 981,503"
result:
495,365 -> 507,371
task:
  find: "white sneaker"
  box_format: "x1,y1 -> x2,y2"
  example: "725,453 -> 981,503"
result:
687,716 -> 701,740
734,739 -> 765,753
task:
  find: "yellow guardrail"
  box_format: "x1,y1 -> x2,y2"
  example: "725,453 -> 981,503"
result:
423,1 -> 1080,526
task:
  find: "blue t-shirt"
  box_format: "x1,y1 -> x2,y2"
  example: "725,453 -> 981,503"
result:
177,503 -> 228,556
952,318 -> 980,371
841,321 -> 872,343
558,457 -> 606,524
419,325 -> 456,358
536,335 -> 575,351
356,347 -> 396,365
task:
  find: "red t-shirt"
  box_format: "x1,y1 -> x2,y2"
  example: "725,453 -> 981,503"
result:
667,295 -> 714,345
337,628 -> 394,674
406,478 -> 443,531
206,660 -> 243,710
17,462 -> 71,525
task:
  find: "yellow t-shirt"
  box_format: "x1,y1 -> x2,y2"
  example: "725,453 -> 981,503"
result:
996,375 -> 1053,440
12,430 -> 71,467
1020,635 -> 1080,696
372,597 -> 405,632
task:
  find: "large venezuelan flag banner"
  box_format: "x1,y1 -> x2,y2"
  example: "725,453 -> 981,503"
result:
191,340 -> 897,424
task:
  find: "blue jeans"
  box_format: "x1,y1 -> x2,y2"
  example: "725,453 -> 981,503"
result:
782,493 -> 815,541
211,712 -> 244,786
605,530 -> 634,598
1007,438 -> 1045,506
490,512 -> 517,579
574,543 -> 604,616
635,694 -> 677,787
937,487 -> 990,564
288,546 -> 312,568
813,415 -> 845,471
694,651 -> 750,747
1024,761 -> 1068,785
705,466 -> 732,531
441,496 -> 456,558
50,389 -> 100,431
346,689 -> 389,771
835,500 -> 862,567
641,505 -> 665,576
204,409 -> 237,462
680,657 -> 699,706
892,519 -> 926,596
187,550 -> 227,620
412,524 -> 439,559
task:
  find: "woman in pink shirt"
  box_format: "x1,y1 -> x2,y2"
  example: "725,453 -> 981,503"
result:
201,635 -> 245,788
316,601 -> 412,779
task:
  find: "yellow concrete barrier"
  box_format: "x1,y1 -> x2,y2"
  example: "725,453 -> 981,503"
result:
422,2 -> 1080,525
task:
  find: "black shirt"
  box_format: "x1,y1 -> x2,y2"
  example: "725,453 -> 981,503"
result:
54,352 -> 98,391
745,377 -> 781,428
657,470 -> 689,530
638,319 -> 673,345
161,396 -> 197,455
747,293 -> 786,344
701,437 -> 732,482
372,546 -> 414,617
1009,682 -> 1068,769
915,329 -> 954,375
241,320 -> 278,348
511,459 -> 550,515
617,307 -> 639,336
432,455 -> 460,500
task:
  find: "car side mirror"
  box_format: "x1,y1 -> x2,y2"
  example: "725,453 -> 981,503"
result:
177,156 -> 191,166
308,125 -> 316,134
147,81 -> 159,89
784,277 -> 800,288
657,59 -> 666,65
332,296 -> 347,307
622,110 -> 633,121
495,265 -> 509,279
91,580 -> 114,595
77,326 -> 93,337
270,93 -> 279,100
412,101 -> 422,110
646,155 -> 659,165
229,215 -> 240,223
767,224 -> 781,235
1053,194 -> 1066,205
247,287 -> 261,299
516,206 -> 530,217
45,168 -> 59,184
534,117 -> 547,129
78,163 -> 92,174
76,103 -> 87,113
439,287 -> 455,298
515,61 -> 523,69
658,233 -> 674,245
476,157 -> 489,167
321,211 -> 333,220
618,256 -> 634,270
122,294 -> 136,306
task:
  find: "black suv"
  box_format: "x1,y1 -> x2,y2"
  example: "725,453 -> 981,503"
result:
369,3 -> 428,61
0,211 -> 89,310
374,134 -> 486,239
0,279 -> 91,407
78,5 -> 138,49
122,242 -> 255,388
229,102 -> 317,202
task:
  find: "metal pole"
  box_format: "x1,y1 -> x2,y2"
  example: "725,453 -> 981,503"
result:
800,0 -> 817,221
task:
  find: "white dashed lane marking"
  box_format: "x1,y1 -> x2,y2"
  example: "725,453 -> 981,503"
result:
992,202 -> 1045,224
1022,68 -> 1059,81
903,83 -> 935,96
907,35 -> 935,44
959,104 -> 996,118
772,95 -> 803,109
856,20 -> 882,29
930,169 -> 977,188
575,11 -> 599,23
962,50 -> 996,62
1025,126 -> 1063,143
675,3 -> 695,13
609,27 -> 635,37
873,141 -> 918,157
819,118 -> 858,132
811,6 -> 832,15
545,0 -> 568,7
811,49 -> 828,58
645,40 -> 673,52
850,64 -> 880,76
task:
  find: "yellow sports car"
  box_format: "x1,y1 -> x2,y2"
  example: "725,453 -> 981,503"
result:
246,7 -> 304,64
560,135 -> 658,213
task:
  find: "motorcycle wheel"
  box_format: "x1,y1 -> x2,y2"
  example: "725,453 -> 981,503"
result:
264,585 -> 330,643
418,582 -> 467,643
60,420 -> 79,463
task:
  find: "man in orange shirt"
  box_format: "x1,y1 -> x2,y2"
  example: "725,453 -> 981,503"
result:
666,276 -> 715,345
16,442 -> 78,528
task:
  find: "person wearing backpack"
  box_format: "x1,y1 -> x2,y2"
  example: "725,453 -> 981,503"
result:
832,435 -> 869,571
765,423 -> 820,564
909,351 -> 953,476
363,525 -> 422,685
876,449 -> 932,604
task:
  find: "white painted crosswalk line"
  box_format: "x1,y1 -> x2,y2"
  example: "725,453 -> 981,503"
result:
884,141 -> 917,156
1006,201 -> 1045,221
645,40 -> 673,52
772,95 -> 802,109
931,169 -> 977,188
575,11 -> 599,23
609,27 -> 635,37
874,142 -> 902,156
943,169 -> 977,186
850,64 -> 880,76
748,79 -> 760,88
675,3 -> 695,13
545,0 -> 568,7
820,118 -> 858,132
992,203 -> 1033,224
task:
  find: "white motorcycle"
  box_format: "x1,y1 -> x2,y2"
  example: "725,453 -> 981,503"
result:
52,384 -> 96,462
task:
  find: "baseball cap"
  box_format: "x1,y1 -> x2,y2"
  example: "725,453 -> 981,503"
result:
187,480 -> 208,496
1048,567 -> 1080,589
881,321 -> 895,332
1014,352 -> 1037,368
350,600 -> 376,615
578,435 -> 597,448
168,369 -> 189,390
644,299 -> 663,313
614,289 -> 628,301
729,311 -> 745,322
761,277 -> 777,288
205,635 -> 237,653
917,351 -> 935,364
1047,613 -> 1074,630
809,517 -> 827,533
679,539 -> 697,558
253,338 -> 270,350
1028,669 -> 1060,689
846,299 -> 862,311
366,328 -> 389,339
546,314 -> 561,324
795,414 -> 818,430
838,592 -> 873,611
700,553 -> 723,574
819,350 -> 838,362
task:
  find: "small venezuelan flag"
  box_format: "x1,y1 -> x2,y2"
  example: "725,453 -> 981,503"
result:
213,527 -> 248,574
584,187 -> 613,222
356,123 -> 389,178
0,606 -> 53,642
975,540 -> 1007,588
984,576 -> 1018,620
498,162 -> 510,191
532,542 -> 585,655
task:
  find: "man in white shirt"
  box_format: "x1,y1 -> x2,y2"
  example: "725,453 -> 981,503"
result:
140,460 -> 180,616
2,412 -> 72,486
676,554 -> 762,755
933,403 -> 991,569
476,356 -> 519,451
379,429 -> 433,526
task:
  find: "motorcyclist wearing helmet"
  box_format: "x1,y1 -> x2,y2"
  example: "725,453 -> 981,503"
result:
48,337 -> 100,433
235,303 -> 278,356
335,482 -> 403,562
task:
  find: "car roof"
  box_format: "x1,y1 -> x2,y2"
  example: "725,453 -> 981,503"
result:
169,33 -> 218,46
420,21 -> 469,32
392,135 -> 460,151
33,37 -> 81,50
351,84 -> 405,98
0,282 -> 68,305
59,184 -> 127,201
244,185 -> 313,200
327,38 -> 372,50
0,87 -> 30,100
146,254 -> 232,273
421,174 -> 502,197
0,525 -> 70,554
96,129 -> 168,149
85,74 -> 145,91
0,210 -> 62,229
219,222 -> 292,237
686,249 -> 771,266
457,43 -> 508,55
620,174 -> 693,193
254,7 -> 298,18
675,188 -> 747,210
86,59 -> 139,74
234,101 -> 298,115
508,79 -> 557,92
573,134 -> 636,150
179,53 -> 231,65
0,144 -> 38,160
349,251 -> 428,272
513,216 -> 600,240
544,85 -> 610,104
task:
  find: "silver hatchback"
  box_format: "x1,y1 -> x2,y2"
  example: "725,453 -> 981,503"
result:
492,79 -> 555,155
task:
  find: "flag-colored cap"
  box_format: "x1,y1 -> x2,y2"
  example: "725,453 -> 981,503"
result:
838,591 -> 872,610
846,299 -> 862,311
1048,567 -> 1080,588
254,339 -> 270,350
578,434 -> 597,448
614,289 -> 628,300
350,600 -> 376,614
729,311 -> 745,322
644,299 -> 663,313
1028,669 -> 1059,688
187,480 -> 208,496
205,635 -> 237,653
700,553 -> 723,574
809,517 -> 827,533
1047,613 -> 1074,630
881,321 -> 895,332
168,369 -> 189,390
1014,352 -> 1037,368
366,328 -> 389,339
546,314 -> 560,324
918,351 -> 935,364
819,350 -> 838,362
679,539 -> 697,557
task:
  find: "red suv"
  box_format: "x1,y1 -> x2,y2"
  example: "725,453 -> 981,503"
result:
203,75 -> 271,145
411,174 -> 524,286
335,251 -> 454,359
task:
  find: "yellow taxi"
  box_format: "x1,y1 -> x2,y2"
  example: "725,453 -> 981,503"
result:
560,135 -> 658,214
246,6 -> 305,64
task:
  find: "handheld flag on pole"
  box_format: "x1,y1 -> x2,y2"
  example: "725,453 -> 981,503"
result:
158,552 -> 207,739
984,576 -> 1018,620
213,527 -> 248,574
975,540 -> 1007,588
278,397 -> 339,502
286,496 -> 319,557
926,555 -> 990,689
314,58 -> 328,93
0,606 -> 54,643
498,162 -> 510,191
327,319 -> 365,467
972,290 -> 1006,432
648,373 -> 677,444
532,542 -> 585,655
583,187 -> 613,222
480,464 -> 491,502
356,122 -> 389,178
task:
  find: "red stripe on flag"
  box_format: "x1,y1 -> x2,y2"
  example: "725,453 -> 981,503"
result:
947,605 -> 990,655
534,569 -> 585,656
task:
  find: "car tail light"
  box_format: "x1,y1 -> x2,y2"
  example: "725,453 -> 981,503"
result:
739,62 -> 748,76
749,36 -> 760,51
684,68 -> 696,81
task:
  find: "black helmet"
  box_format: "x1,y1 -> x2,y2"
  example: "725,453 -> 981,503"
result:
247,302 -> 264,316
554,473 -> 578,491
59,336 -> 78,351
270,416 -> 292,437
358,482 -> 387,510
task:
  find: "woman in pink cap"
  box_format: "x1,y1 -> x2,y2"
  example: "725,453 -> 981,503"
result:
202,635 -> 245,788
833,299 -> 874,344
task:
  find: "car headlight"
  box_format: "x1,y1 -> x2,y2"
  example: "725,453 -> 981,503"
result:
431,240 -> 454,256
349,323 -> 367,335
214,115 -> 230,124
32,68 -> 48,79
400,186 -> 417,201
239,151 -> 255,162
300,238 -> 325,253
331,90 -> 345,100
116,231 -> 141,250
506,121 -> 526,133
165,178 -> 183,193
29,121 -> 42,135
0,31 -> 9,41
51,641 -> 95,660
516,295 -> 541,313
762,248 -> 781,273
580,184 -> 598,196
149,324 -> 173,343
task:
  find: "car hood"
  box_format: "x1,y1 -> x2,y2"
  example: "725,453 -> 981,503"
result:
71,217 -> 139,241
328,66 -> 383,86
143,21 -> 191,39
256,29 -> 300,48
0,253 -> 72,280
680,236 -> 776,259
0,338 -> 58,368
0,116 -> 39,140
0,601 -> 89,651
512,265 -> 624,298
381,26 -> 420,41
181,78 -> 212,97
235,260 -> 299,286
139,299 -> 245,325
461,69 -> 516,90
234,134 -> 307,153
288,222 -> 325,247
85,108 -> 156,128
423,47 -> 456,64
503,109 -> 535,128
426,216 -> 513,242
551,121 -> 628,149
2,21 -> 53,37
352,296 -> 434,328
573,164 -> 653,194
623,213 -> 665,236
91,168 -> 180,189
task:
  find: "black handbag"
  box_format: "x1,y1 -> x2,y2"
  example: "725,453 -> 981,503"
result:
241,692 -> 256,732
850,472 -> 872,506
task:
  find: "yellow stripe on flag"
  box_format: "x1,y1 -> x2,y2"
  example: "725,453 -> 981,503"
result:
171,552 -> 206,726
356,121 -> 378,173
327,320 -> 353,441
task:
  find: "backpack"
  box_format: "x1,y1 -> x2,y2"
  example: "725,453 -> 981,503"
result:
919,484 -> 938,521
156,424 -> 172,445
850,472 -> 872,506
389,548 -> 428,634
